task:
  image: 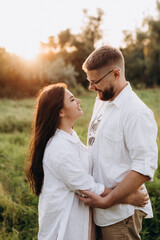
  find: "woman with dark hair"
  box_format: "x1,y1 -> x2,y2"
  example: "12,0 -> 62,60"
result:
27,83 -> 105,240
27,83 -> 148,240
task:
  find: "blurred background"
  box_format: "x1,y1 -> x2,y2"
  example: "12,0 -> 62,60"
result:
0,0 -> 160,96
0,0 -> 160,239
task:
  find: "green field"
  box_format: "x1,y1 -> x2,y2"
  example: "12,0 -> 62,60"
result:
0,88 -> 160,240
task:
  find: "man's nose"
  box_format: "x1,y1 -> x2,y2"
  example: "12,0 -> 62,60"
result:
89,82 -> 96,91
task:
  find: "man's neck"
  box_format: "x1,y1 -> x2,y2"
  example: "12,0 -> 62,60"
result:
110,80 -> 128,101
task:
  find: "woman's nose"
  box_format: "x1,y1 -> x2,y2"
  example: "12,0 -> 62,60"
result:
76,98 -> 81,104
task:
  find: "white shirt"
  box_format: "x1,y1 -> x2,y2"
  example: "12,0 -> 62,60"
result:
88,83 -> 158,227
38,129 -> 104,240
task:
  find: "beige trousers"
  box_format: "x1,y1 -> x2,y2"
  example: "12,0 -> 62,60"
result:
98,210 -> 147,240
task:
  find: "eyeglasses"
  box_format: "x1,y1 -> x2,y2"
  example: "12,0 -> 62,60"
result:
87,68 -> 120,85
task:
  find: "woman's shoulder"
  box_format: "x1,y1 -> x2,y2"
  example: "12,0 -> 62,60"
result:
43,130 -> 81,170
46,129 -> 79,156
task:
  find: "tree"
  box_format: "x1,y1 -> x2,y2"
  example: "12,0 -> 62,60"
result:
143,16 -> 160,86
40,57 -> 78,87
0,8 -> 105,97
80,8 -> 104,47
121,1 -> 160,87
58,29 -> 75,49
58,8 -> 104,88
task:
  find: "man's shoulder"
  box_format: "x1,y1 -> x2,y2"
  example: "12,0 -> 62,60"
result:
124,90 -> 151,113
119,90 -> 155,125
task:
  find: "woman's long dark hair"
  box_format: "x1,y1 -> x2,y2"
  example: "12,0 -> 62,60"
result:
27,83 -> 67,196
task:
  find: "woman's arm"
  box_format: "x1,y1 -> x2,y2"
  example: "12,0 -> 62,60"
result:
56,151 -> 104,195
78,185 -> 149,208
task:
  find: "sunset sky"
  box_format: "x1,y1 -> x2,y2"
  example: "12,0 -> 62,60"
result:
0,0 -> 158,59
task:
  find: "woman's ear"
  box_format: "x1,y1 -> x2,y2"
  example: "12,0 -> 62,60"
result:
59,109 -> 65,118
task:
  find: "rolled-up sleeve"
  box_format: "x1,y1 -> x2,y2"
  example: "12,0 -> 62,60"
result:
125,109 -> 158,181
58,151 -> 104,195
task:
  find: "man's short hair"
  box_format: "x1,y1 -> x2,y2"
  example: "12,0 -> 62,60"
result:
82,45 -> 124,71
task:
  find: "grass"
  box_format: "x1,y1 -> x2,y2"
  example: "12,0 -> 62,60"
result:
0,99 -> 34,133
0,88 -> 159,239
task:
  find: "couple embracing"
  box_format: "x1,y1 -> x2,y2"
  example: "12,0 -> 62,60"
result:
27,45 -> 158,240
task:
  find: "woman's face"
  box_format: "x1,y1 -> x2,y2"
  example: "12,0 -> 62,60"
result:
62,89 -> 83,122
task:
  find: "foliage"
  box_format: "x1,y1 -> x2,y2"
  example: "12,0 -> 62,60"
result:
80,8 -> 104,48
56,8 -> 104,88
0,49 -> 44,98
1,4 -> 160,97
40,57 -> 78,87
0,130 -> 38,239
141,180 -> 160,240
0,9 -> 104,97
0,89 -> 159,239
121,1 -> 160,88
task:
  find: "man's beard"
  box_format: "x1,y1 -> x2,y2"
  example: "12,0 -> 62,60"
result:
97,86 -> 115,101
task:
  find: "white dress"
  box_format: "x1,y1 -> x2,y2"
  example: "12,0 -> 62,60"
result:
38,129 -> 104,240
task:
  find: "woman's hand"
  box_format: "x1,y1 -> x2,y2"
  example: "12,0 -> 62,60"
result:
122,186 -> 149,207
77,190 -> 107,208
101,188 -> 112,197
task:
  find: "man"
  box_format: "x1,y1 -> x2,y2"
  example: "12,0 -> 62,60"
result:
79,45 -> 158,239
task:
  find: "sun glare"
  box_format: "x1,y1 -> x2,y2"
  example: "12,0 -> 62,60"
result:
4,41 -> 40,60
0,0 -> 157,61
19,47 -> 39,60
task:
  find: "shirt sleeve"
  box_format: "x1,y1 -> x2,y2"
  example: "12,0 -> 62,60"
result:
57,151 -> 104,195
124,109 -> 158,181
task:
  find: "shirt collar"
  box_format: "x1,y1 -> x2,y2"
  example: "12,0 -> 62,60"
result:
55,128 -> 80,144
111,82 -> 132,108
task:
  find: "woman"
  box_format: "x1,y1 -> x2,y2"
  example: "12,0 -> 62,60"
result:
27,83 -> 148,240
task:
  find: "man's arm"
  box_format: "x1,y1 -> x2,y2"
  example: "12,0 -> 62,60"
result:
78,170 -> 149,208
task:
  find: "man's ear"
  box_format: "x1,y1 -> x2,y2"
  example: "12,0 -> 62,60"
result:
114,69 -> 120,78
59,109 -> 65,118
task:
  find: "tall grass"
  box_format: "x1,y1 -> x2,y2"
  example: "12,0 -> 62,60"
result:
0,88 -> 159,239
0,99 -> 34,133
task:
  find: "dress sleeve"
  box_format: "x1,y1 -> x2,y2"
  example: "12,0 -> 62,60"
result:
124,109 -> 158,181
57,150 -> 104,195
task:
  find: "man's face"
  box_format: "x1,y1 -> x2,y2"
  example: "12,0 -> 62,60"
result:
86,69 -> 116,101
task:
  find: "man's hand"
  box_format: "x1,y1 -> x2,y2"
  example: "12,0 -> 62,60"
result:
77,190 -> 108,208
122,187 -> 149,207
122,186 -> 149,207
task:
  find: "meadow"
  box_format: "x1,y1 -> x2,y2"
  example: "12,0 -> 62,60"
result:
0,88 -> 160,240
